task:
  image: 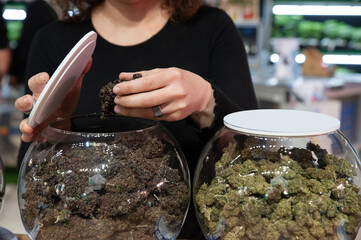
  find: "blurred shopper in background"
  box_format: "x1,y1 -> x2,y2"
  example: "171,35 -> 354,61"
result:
9,0 -> 57,89
0,3 -> 11,83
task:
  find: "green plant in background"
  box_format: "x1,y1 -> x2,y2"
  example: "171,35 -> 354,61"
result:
272,14 -> 360,53
298,21 -> 323,39
272,15 -> 302,37
322,20 -> 354,49
336,67 -> 357,74
323,19 -> 339,39
336,22 -> 353,41
350,27 -> 361,50
351,28 -> 361,43
5,167 -> 17,184
6,21 -> 23,42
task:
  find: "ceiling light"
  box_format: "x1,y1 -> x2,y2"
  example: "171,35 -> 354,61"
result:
322,54 -> 361,65
272,5 -> 361,16
2,9 -> 27,21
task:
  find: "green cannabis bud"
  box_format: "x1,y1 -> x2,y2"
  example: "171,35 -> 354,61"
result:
195,140 -> 361,240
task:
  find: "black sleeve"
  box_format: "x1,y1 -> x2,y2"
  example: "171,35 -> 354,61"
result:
0,4 -> 8,49
24,25 -> 66,94
192,9 -> 258,141
9,0 -> 58,83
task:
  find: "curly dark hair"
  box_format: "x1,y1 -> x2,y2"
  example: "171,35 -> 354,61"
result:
49,0 -> 204,23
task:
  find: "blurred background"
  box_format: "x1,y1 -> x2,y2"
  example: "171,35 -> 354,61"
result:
0,0 -> 58,234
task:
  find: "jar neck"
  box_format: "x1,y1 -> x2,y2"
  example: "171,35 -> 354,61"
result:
41,114 -> 160,143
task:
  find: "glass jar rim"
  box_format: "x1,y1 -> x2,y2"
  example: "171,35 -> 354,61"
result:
44,113 -> 160,137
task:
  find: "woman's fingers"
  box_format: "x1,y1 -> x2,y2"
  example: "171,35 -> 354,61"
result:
15,73 -> 49,114
27,59 -> 90,100
14,95 -> 35,113
19,119 -> 34,142
28,72 -> 50,99
115,69 -> 166,95
114,100 -> 187,121
114,67 -> 214,125
17,60 -> 93,143
118,68 -> 162,81
82,58 -> 92,75
114,87 -> 173,108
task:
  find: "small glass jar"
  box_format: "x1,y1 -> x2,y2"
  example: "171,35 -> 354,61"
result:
18,114 -> 190,240
194,109 -> 361,240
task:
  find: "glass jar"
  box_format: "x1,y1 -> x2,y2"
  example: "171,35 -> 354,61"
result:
0,155 -> 4,212
194,109 -> 361,240
18,114 -> 190,240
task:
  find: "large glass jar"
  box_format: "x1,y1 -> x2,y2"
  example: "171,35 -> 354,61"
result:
0,155 -> 4,212
18,114 -> 190,240
194,109 -> 361,240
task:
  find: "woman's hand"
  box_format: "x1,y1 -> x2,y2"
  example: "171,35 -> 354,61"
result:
15,59 -> 92,142
113,67 -> 215,129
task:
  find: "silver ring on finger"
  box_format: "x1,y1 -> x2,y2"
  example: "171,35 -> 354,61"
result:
152,105 -> 162,118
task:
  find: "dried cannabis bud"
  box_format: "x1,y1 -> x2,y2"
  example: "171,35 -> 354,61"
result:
99,73 -> 142,118
195,140 -> 361,240
22,131 -> 188,240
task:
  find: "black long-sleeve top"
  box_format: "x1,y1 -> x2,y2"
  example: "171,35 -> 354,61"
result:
9,0 -> 57,84
18,5 -> 258,238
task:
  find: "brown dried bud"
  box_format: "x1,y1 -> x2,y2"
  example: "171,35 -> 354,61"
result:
99,73 -> 143,118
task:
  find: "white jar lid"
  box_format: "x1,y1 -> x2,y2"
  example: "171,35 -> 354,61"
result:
224,109 -> 340,137
28,31 -> 97,128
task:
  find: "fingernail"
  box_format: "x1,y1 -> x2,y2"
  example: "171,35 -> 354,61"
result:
23,97 -> 28,104
114,106 -> 120,113
113,86 -> 120,93
114,96 -> 119,104
40,74 -> 45,81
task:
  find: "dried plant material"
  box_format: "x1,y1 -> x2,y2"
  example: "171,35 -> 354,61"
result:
99,73 -> 142,118
22,132 -> 189,240
196,141 -> 361,240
